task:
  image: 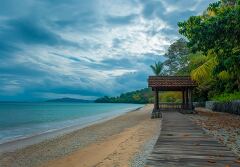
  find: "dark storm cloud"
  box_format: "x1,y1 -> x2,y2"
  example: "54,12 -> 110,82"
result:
0,18 -> 78,47
0,0 -> 216,100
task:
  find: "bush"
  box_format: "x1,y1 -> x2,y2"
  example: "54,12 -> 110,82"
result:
211,92 -> 240,102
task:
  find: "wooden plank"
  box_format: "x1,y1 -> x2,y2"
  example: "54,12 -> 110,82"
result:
146,112 -> 239,167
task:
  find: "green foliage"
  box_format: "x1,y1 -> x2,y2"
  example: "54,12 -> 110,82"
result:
212,92 -> 240,102
187,52 -> 207,70
218,70 -> 231,80
95,88 -> 154,104
190,51 -> 218,83
95,89 -> 182,104
178,0 -> 240,91
167,0 -> 240,102
150,61 -> 164,76
193,79 -> 217,101
178,0 -> 240,55
163,38 -> 190,75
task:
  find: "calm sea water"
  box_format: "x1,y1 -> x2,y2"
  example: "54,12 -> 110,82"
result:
0,102 -> 143,145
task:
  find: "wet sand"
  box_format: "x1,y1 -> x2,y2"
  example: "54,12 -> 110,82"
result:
0,104 -> 161,167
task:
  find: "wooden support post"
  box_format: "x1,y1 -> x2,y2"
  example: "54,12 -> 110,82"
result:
157,90 -> 159,110
185,88 -> 189,109
152,89 -> 161,119
189,88 -> 193,109
182,90 -> 185,109
154,89 -> 159,110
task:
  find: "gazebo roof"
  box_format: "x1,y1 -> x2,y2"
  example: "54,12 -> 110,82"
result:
148,76 -> 197,90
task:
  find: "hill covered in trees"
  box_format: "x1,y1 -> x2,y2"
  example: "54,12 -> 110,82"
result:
95,88 -> 153,104
95,88 -> 182,104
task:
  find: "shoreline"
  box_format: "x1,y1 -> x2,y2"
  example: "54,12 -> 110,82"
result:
0,106 -> 143,153
0,104 -> 160,167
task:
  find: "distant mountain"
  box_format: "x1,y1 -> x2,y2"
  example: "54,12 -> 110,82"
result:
46,97 -> 93,103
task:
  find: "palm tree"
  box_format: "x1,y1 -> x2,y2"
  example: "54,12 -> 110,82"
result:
190,51 -> 218,82
150,61 -> 164,76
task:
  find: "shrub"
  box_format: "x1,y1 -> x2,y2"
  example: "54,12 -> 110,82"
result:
211,92 -> 240,102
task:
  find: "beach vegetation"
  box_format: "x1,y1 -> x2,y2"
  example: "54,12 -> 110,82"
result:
95,89 -> 182,104
161,0 -> 240,101
178,0 -> 240,96
95,88 -> 153,104
163,38 -> 190,76
150,61 -> 164,76
211,92 -> 240,102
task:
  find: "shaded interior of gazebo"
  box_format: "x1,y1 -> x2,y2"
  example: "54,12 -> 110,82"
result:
148,76 -> 197,118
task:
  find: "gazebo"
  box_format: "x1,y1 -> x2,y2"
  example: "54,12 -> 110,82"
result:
148,76 -> 197,118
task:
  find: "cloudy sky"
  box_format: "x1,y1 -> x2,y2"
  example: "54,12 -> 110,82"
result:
0,0 -> 215,101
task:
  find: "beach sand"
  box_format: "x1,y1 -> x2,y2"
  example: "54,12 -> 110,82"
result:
0,104 -> 161,167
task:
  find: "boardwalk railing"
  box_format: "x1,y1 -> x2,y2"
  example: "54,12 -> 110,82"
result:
159,102 -> 193,111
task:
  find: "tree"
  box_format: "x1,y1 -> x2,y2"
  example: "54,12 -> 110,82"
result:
163,38 -> 189,75
190,50 -> 218,83
178,0 -> 240,91
150,61 -> 164,76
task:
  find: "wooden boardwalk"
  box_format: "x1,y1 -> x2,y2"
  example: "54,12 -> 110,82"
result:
146,112 -> 239,167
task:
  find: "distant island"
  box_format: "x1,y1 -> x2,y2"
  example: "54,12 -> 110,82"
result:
46,97 -> 93,103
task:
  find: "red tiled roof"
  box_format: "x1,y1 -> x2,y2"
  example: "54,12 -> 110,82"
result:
148,76 -> 197,88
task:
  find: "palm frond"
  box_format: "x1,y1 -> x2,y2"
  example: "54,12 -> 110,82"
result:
191,57 -> 218,82
150,61 -> 164,76
218,70 -> 230,80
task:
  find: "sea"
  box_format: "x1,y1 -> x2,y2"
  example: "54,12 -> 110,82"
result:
0,102 -> 143,145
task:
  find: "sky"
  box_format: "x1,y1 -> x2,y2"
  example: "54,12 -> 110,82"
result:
0,0 -> 216,101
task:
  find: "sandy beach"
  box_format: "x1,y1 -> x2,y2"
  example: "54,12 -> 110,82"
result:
0,104 -> 161,167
